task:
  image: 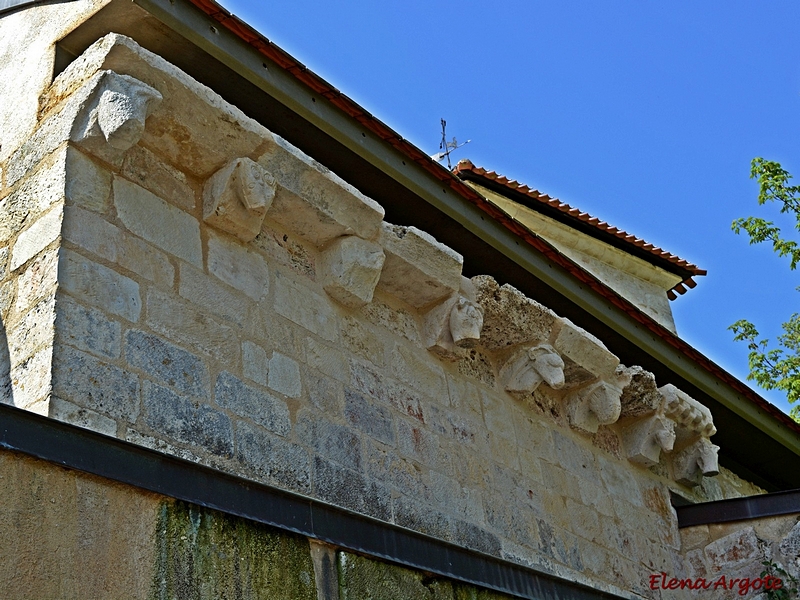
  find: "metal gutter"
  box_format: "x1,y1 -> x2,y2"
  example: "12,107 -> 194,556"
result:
0,403 -> 626,600
676,488 -> 800,528
55,0 -> 800,488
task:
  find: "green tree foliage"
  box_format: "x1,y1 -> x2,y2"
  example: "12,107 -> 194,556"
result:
730,158 -> 800,422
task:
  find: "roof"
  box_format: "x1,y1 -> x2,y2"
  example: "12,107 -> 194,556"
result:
453,159 -> 706,299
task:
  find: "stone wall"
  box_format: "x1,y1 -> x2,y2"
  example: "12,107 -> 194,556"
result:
679,515 -> 800,600
0,31 -> 773,599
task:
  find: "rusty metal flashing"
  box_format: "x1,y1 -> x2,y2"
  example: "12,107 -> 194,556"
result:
0,403 -> 625,600
676,488 -> 800,528
54,0 -> 800,490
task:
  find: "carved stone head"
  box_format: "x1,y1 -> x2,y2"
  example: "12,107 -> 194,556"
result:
449,297 -> 484,348
529,345 -> 565,390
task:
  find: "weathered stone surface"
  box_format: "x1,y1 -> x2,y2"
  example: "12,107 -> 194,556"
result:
619,365 -> 661,418
8,296 -> 56,367
268,352 -> 302,398
704,527 -> 761,574
203,157 -> 275,242
344,389 -> 396,446
313,456 -> 391,520
242,340 -> 269,386
49,396 -> 117,437
216,371 -> 290,435
672,437 -> 720,487
143,379 -> 233,457
274,271 -> 337,342
472,275 -> 558,350
258,136 -> 384,246
620,414 -> 676,467
70,71 -> 162,159
55,295 -> 121,360
153,501 -> 317,600
10,205 -> 62,271
350,360 -> 425,423
9,348 -> 52,411
500,344 -> 565,396
120,144 -> 194,211
661,384 -> 716,439
566,380 -> 625,434
422,278 -> 484,359
125,329 -> 209,397
59,249 -> 141,322
65,146 -> 112,212
319,236 -> 385,308
236,420 -> 311,493
113,176 -> 202,267
377,224 -> 463,308
253,221 -> 316,280
296,409 -> 362,471
52,344 -> 139,422
146,288 -> 239,362
207,229 -> 269,301
178,263 -> 251,328
553,320 -> 619,386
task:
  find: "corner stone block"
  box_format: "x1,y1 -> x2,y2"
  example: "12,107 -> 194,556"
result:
259,137 -> 384,246
71,71 -> 162,163
472,275 -> 558,350
377,223 -> 463,309
553,320 -> 619,387
319,236 -> 385,308
203,158 -> 275,242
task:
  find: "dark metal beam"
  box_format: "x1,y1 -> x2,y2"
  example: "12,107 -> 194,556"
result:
0,403 -> 624,600
676,489 -> 800,528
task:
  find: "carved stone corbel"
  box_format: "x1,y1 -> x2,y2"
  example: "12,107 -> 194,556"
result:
500,344 -> 565,397
423,278 -> 484,360
672,437 -> 720,487
620,414 -> 676,467
660,384 -> 716,449
70,71 -> 162,157
319,236 -> 385,308
203,157 -> 276,242
566,368 -> 631,433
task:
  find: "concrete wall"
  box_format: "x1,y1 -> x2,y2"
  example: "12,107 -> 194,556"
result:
0,448 -> 521,600
0,28 -> 772,600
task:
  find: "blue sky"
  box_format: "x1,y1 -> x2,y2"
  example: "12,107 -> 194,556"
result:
218,1 -> 800,416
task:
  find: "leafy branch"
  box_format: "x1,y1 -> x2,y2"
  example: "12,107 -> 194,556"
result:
730,158 -> 800,423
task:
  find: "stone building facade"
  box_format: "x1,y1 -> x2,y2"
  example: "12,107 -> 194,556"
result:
1,1 -> 799,599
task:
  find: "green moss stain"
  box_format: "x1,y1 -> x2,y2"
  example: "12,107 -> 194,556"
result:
150,500 -> 315,600
338,551 -> 515,600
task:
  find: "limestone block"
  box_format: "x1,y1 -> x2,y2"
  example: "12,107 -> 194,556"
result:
618,365 -> 662,418
207,230 -> 269,301
377,223 -> 463,308
660,384 -> 716,442
620,414 -> 676,467
113,176 -> 202,267
500,344 -> 565,397
10,205 -> 62,271
672,437 -> 720,487
258,137 -> 384,246
422,277 -> 484,359
203,158 -> 275,242
319,236 -> 385,308
566,374 -> 629,434
471,275 -> 558,350
553,320 -> 619,387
